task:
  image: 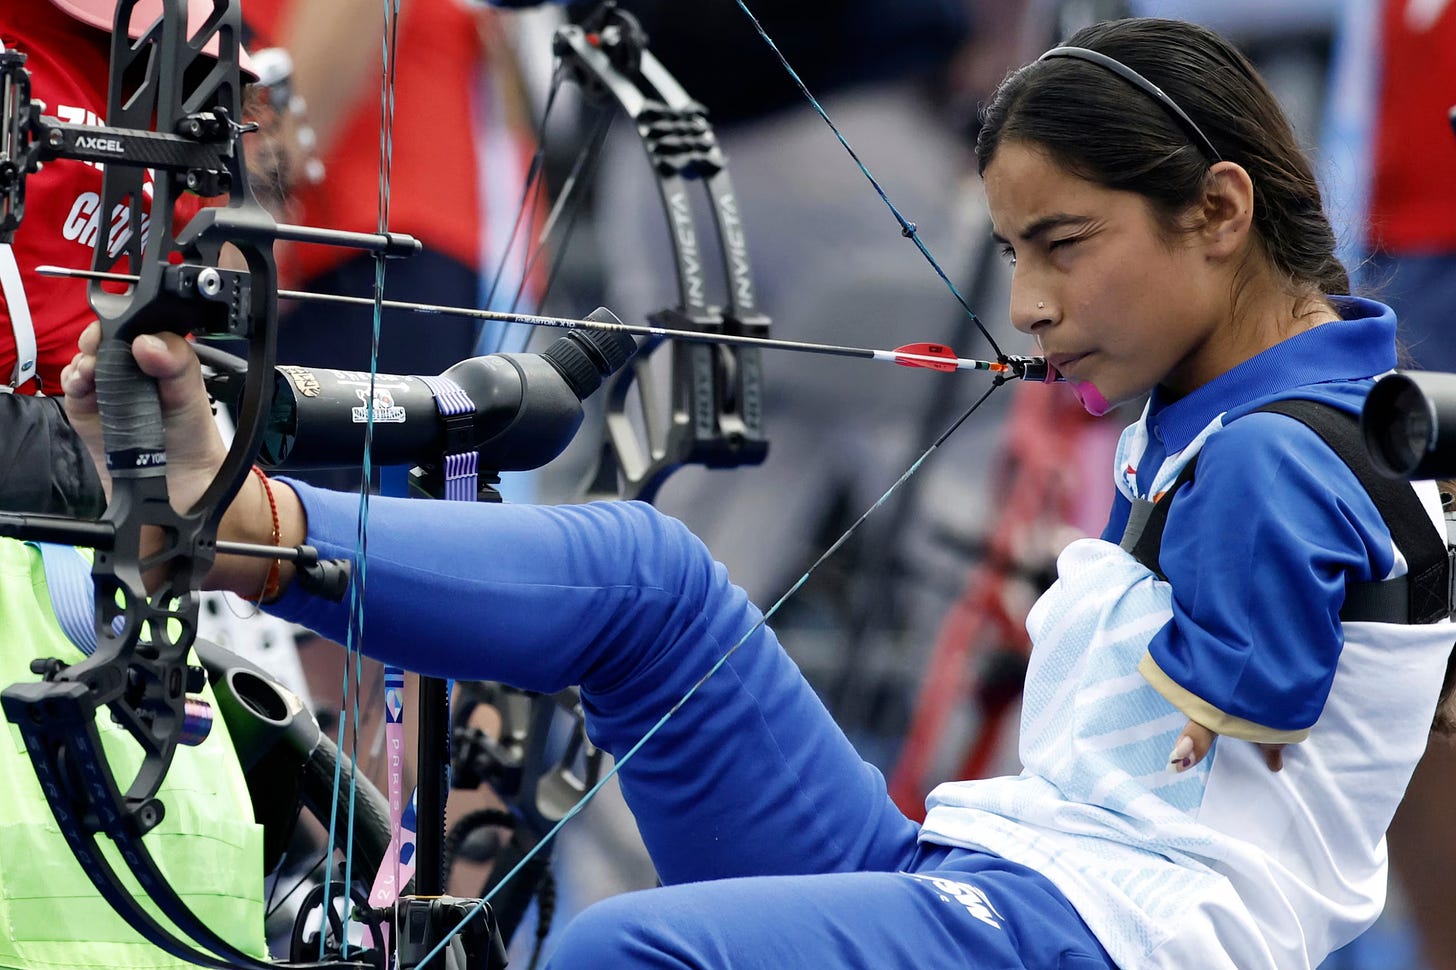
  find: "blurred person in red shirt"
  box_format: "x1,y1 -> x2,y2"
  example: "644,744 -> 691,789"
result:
0,0 -> 228,513
1365,0 -> 1456,372
242,0 -> 538,390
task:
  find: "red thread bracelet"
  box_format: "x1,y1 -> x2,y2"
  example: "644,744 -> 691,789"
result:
243,465 -> 282,603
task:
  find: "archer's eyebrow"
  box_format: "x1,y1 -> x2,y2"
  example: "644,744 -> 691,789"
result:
990,214 -> 1096,246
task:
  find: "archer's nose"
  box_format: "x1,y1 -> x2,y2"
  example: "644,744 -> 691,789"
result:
1010,285 -> 1056,335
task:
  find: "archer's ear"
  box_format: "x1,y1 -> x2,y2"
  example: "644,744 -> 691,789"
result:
1196,161 -> 1256,261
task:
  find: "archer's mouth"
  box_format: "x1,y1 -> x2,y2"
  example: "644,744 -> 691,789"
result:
1045,352 -> 1091,376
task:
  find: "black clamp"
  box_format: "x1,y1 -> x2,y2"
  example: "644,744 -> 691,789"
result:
394,896 -> 507,970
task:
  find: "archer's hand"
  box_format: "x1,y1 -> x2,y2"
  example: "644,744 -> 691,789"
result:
1167,720 -> 1285,773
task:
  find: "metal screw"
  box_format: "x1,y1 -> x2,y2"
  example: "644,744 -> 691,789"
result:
195,267 -> 223,297
46,129 -> 63,148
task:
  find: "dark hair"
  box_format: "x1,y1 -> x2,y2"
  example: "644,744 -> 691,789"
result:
977,18 -> 1349,297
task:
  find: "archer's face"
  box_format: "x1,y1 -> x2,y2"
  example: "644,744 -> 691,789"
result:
983,140 -> 1227,408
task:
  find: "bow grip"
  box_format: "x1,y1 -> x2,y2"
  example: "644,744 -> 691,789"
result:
95,336 -> 167,477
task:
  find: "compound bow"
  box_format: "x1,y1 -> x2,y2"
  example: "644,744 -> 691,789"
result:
0,2 -> 392,966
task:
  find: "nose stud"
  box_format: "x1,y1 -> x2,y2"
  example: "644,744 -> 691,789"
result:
1037,302 -> 1046,310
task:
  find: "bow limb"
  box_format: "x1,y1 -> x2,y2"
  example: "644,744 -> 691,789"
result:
586,7 -> 770,500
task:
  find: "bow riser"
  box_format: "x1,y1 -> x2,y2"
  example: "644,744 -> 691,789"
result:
79,0 -> 274,780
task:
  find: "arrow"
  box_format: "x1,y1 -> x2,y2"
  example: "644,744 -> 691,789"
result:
38,265 -> 1061,380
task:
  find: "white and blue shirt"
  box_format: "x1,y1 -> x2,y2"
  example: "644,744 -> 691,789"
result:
921,298 -> 1453,969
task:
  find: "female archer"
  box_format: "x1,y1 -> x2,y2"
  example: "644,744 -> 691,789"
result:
65,16 -> 1454,970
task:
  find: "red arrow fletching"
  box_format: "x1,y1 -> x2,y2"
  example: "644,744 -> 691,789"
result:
892,342 -> 958,372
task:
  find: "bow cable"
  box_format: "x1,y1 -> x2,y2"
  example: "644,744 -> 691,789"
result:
318,0 -> 408,958
478,63 -> 619,355
729,0 -> 1005,362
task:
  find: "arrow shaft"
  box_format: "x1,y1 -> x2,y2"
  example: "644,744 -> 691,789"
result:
37,265 -> 1009,374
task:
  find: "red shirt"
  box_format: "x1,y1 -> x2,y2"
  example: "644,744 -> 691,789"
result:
242,0 -> 532,288
1367,0 -> 1456,252
0,2 -> 203,393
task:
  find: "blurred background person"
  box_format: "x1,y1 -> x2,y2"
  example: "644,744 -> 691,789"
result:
1363,0 -> 1456,373
242,0 -> 539,434
237,0 -> 544,754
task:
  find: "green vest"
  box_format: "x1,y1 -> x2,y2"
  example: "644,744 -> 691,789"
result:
0,539 -> 266,969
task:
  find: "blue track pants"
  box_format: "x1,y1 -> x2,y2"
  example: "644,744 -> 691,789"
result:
278,494 -> 1115,969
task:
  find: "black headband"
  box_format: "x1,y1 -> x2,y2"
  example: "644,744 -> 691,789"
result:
1038,46 -> 1223,164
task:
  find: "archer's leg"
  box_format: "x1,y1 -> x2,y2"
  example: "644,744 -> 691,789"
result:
578,575 -> 922,886
542,851 -> 1113,970
280,494 -> 921,884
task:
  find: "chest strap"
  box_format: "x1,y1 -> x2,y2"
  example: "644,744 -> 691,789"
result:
1120,398 -> 1454,626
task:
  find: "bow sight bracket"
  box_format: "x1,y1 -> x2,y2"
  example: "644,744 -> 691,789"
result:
0,51 -> 239,245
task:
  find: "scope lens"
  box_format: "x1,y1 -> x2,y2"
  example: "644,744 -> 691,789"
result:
1365,373 -> 1436,477
258,373 -> 299,466
1387,393 -> 1432,476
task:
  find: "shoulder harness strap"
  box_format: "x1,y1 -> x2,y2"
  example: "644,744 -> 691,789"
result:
1120,398 -> 1455,626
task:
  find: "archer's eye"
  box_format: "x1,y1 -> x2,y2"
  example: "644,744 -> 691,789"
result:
998,245 -> 1017,265
1048,236 -> 1082,253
